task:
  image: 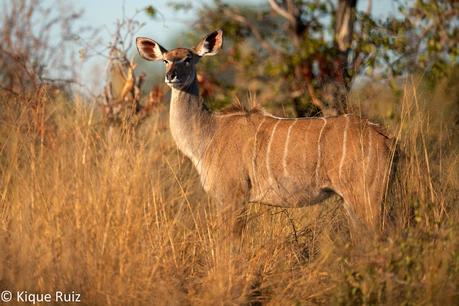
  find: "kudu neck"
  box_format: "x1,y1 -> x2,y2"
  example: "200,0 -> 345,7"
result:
169,75 -> 210,119
169,75 -> 214,170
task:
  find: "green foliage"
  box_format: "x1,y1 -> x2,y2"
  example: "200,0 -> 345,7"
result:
356,0 -> 458,80
334,226 -> 458,305
144,5 -> 157,18
147,0 -> 458,116
167,1 -> 193,12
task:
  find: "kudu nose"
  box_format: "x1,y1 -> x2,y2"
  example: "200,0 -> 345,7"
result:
167,70 -> 178,82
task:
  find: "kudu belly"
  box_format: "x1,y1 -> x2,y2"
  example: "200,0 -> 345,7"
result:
248,118 -> 335,207
248,169 -> 334,207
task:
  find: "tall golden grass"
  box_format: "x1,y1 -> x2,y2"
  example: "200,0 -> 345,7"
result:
0,76 -> 457,305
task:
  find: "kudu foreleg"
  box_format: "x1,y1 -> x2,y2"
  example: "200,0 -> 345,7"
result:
217,199 -> 248,237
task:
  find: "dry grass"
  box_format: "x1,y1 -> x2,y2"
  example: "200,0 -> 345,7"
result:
0,78 -> 458,305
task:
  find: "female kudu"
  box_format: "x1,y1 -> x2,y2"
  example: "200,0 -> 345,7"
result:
136,30 -> 393,235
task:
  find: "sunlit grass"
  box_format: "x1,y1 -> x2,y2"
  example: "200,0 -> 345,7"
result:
0,78 -> 457,305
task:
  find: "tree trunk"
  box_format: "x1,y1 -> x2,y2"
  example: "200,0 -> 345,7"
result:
294,0 -> 358,117
335,0 -> 357,53
323,0 -> 357,115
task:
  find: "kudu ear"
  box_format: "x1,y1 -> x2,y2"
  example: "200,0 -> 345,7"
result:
136,37 -> 167,61
193,30 -> 223,57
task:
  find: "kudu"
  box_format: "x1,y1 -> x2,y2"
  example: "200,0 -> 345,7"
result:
136,30 -> 393,235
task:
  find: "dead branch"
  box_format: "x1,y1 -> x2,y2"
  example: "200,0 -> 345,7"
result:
102,13 -> 161,135
220,6 -> 279,55
268,0 -> 296,24
335,0 -> 357,51
305,81 -> 326,111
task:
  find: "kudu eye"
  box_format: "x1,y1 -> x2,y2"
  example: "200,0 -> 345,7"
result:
163,59 -> 169,64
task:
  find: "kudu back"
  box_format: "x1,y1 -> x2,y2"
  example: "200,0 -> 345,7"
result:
136,30 -> 394,234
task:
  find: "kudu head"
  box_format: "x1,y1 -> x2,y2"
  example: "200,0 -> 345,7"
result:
136,30 -> 223,90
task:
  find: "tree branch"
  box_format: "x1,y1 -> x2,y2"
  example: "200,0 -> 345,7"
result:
221,7 -> 279,55
307,81 -> 340,117
0,84 -> 20,96
268,0 -> 296,24
335,0 -> 357,51
268,0 -> 305,47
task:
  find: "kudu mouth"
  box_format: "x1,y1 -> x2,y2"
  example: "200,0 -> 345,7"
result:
165,73 -> 195,89
165,80 -> 184,89
165,80 -> 182,85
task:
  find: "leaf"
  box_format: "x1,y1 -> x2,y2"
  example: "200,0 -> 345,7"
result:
145,5 -> 157,18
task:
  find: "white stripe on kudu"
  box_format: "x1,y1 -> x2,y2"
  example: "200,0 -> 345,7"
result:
303,120 -> 312,166
366,128 -> 373,167
339,115 -> 350,179
315,118 -> 328,187
266,120 -> 281,188
283,119 -> 297,177
136,29 -> 394,235
252,118 -> 266,188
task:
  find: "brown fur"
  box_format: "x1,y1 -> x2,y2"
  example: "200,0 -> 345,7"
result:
136,30 -> 394,235
218,96 -> 265,115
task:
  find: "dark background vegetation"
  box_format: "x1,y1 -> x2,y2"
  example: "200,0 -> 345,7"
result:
143,0 -> 458,118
